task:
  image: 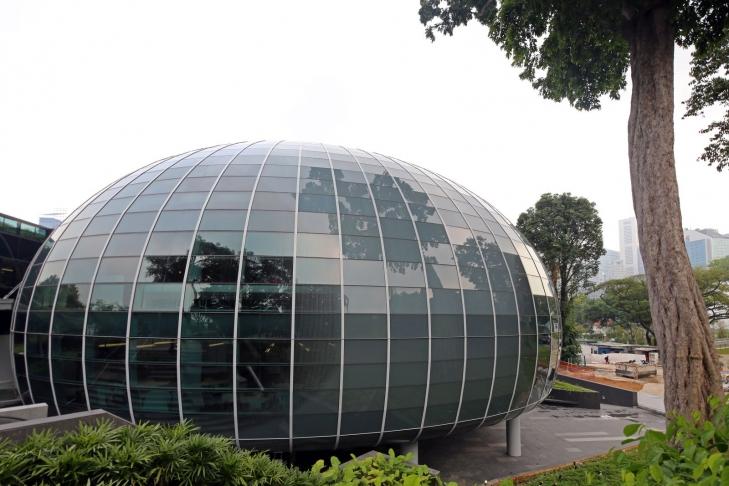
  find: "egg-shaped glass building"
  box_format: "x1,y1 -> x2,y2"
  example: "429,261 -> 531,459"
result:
10,141 -> 560,451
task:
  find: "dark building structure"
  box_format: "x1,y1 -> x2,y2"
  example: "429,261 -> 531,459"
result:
10,141 -> 561,451
1,214 -> 50,404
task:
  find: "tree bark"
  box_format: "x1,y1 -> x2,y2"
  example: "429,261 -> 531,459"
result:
627,3 -> 722,419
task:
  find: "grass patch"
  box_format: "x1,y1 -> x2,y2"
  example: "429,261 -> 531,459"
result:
717,347 -> 729,355
551,380 -> 597,393
501,449 -> 641,485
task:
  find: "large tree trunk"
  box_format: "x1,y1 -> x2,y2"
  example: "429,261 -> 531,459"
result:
627,3 -> 722,419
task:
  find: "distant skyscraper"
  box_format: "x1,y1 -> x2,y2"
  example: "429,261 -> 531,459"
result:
619,217 -> 644,276
591,249 -> 624,284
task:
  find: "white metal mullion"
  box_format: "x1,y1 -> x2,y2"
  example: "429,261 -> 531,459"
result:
425,173 -> 500,428
9,245 -> 46,405
387,160 -> 469,436
473,199 -> 540,413
79,154 -> 182,412
368,152 -> 433,443
231,141 -> 281,448
446,181 -> 523,418
415,166 -> 493,435
321,145 -> 346,450
174,142 -> 255,423
123,144 -> 226,424
286,143 -> 301,453
344,147 -> 392,447
22,179 -> 122,406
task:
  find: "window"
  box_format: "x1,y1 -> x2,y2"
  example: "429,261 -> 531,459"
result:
96,257 -> 139,283
340,215 -> 379,236
338,196 -> 375,216
342,236 -> 382,260
62,259 -> 97,284
248,211 -> 294,232
165,192 -> 207,210
215,177 -> 256,192
89,284 -> 133,311
244,232 -> 293,257
386,262 -> 425,287
199,210 -> 246,231
133,283 -> 183,311
207,192 -> 251,210
138,256 -> 187,283
297,212 -> 338,234
193,231 -> 242,256
146,232 -> 193,255
116,212 -> 156,233
342,260 -> 385,286
343,286 -> 386,313
297,234 -> 340,258
251,192 -> 296,211
154,210 -> 200,231
187,256 -> 239,283
296,258 -> 340,285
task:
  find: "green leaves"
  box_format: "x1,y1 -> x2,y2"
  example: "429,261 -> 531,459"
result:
0,419 -> 317,486
616,395 -> 729,485
313,449 -> 448,486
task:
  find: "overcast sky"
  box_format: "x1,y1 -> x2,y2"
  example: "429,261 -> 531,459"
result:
1,1 -> 726,250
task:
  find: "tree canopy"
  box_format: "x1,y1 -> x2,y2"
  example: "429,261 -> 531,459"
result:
419,0 -> 729,418
695,256 -> 729,324
515,193 -> 604,320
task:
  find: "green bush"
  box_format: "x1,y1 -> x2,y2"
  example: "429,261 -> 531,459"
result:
313,450 -> 456,486
0,420 -> 317,486
0,420 -> 451,486
617,396 -> 729,485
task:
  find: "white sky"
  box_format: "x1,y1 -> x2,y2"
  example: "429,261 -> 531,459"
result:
1,1 -> 726,250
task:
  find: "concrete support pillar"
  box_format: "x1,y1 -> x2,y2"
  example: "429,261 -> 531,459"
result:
506,417 -> 521,457
402,441 -> 419,464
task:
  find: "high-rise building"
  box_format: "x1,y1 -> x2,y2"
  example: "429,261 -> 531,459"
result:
684,228 -> 729,267
619,217 -> 644,277
591,249 -> 624,284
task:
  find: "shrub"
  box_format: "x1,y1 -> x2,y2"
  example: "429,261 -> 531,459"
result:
617,395 -> 729,485
0,420 -> 317,486
313,449 -> 456,486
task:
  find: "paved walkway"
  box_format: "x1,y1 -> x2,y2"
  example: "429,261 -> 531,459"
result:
419,404 -> 665,484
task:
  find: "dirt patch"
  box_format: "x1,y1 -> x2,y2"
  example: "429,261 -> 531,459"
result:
559,367 -> 645,392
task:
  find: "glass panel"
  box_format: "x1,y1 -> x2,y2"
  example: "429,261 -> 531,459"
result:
383,238 -> 420,263
146,232 -> 193,255
207,192 -> 251,210
138,256 -> 187,282
296,234 -> 340,258
154,210 -> 200,231
251,192 -> 296,211
297,212 -> 338,234
199,210 -> 246,231
89,284 -> 133,311
193,231 -> 242,256
216,177 -> 257,192
296,258 -> 340,285
244,232 -> 293,257
164,192 -> 207,210
96,257 -> 139,283
342,260 -> 385,286
340,215 -> 379,236
71,235 -> 108,259
386,262 -> 425,287
248,211 -> 295,232
116,212 -> 157,233
133,283 -> 183,311
343,286 -> 386,313
342,236 -> 382,260
187,256 -> 239,283
105,233 -> 148,257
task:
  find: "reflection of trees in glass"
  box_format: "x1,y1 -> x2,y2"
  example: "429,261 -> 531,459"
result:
142,256 -> 187,282
188,256 -> 239,283
244,254 -> 292,285
454,239 -> 489,291
57,284 -> 85,309
193,236 -> 236,256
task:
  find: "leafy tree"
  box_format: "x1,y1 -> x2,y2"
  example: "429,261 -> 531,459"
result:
684,36 -> 729,171
419,0 -> 728,418
600,278 -> 655,345
515,193 -> 604,324
695,256 -> 729,324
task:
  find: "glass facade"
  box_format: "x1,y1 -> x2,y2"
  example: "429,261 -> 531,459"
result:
10,141 -> 561,451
